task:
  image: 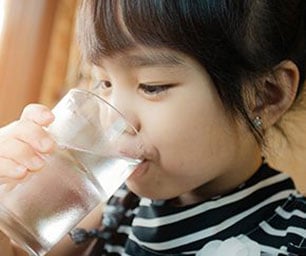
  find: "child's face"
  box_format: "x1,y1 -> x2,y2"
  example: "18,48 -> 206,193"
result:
92,46 -> 262,201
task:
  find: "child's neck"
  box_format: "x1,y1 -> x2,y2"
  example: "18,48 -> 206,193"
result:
170,154 -> 263,207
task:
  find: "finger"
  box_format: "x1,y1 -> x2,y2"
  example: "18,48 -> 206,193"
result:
0,181 -> 19,192
0,172 -> 32,192
2,119 -> 56,154
0,139 -> 45,172
0,158 -> 27,179
20,103 -> 54,126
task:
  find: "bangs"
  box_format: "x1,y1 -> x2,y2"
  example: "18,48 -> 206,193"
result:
77,0 -> 214,64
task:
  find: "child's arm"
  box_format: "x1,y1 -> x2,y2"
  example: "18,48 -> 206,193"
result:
46,203 -> 103,256
0,230 -> 28,256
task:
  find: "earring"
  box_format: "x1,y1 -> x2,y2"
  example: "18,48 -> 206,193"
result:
253,116 -> 263,129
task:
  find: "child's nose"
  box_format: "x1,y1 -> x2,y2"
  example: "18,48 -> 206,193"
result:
107,94 -> 141,134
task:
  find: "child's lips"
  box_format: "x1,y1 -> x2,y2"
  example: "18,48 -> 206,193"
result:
119,143 -> 157,177
131,159 -> 149,177
120,146 -> 155,162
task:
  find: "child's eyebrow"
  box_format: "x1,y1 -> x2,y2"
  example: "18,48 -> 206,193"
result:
122,53 -> 185,67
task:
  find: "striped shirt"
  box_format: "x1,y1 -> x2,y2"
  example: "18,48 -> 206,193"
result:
95,164 -> 306,256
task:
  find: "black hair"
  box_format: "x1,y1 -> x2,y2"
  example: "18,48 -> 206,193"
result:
77,0 -> 306,142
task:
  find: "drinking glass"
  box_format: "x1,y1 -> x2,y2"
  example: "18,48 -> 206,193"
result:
0,88 -> 143,256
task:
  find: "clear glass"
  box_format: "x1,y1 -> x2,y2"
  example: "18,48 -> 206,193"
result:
0,88 -> 143,256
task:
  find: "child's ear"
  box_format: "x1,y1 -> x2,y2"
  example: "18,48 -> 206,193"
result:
253,60 -> 300,129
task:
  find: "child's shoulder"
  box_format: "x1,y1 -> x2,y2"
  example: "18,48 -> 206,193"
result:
252,192 -> 306,255
275,192 -> 306,223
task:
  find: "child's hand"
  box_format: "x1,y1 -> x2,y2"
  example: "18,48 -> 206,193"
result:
0,230 -> 26,256
0,104 -> 56,183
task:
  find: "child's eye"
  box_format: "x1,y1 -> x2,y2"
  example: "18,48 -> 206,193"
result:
92,80 -> 112,90
139,83 -> 172,95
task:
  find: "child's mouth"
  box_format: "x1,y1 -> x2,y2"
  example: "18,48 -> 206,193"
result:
131,159 -> 149,177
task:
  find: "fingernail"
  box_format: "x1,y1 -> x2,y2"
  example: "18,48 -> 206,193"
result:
39,138 -> 54,151
15,165 -> 27,174
41,111 -> 54,121
30,156 -> 45,169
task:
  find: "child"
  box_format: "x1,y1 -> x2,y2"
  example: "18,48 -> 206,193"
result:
0,0 -> 305,255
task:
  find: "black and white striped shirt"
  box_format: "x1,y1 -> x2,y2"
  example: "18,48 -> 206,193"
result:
96,164 -> 306,256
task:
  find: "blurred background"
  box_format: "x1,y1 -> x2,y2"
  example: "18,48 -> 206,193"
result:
0,0 -> 90,126
0,0 -> 305,193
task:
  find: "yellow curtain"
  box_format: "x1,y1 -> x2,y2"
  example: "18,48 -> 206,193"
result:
0,0 -> 57,125
39,0 -> 80,108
